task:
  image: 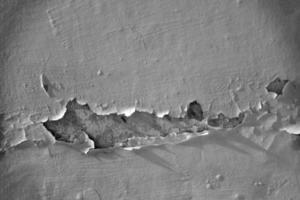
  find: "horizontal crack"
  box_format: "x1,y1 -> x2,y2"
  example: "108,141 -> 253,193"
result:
43,99 -> 246,149
43,100 -> 206,148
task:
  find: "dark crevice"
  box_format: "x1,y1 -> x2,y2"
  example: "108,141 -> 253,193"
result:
266,77 -> 289,96
291,135 -> 300,151
186,101 -> 204,121
43,99 -> 209,149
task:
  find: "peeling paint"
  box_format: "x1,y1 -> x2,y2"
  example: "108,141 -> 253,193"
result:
2,82 -> 300,154
43,99 -> 208,149
28,82 -> 300,153
1,0 -> 300,199
40,74 -> 63,99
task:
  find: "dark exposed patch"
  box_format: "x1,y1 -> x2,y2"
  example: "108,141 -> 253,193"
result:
0,151 -> 5,162
266,77 -> 289,96
291,135 -> 300,151
207,112 -> 245,129
93,129 -> 115,149
43,99 -> 207,149
42,99 -> 248,149
120,115 -> 127,123
186,101 -> 204,121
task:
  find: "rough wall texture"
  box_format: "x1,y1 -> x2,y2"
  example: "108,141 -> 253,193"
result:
1,0 -> 300,200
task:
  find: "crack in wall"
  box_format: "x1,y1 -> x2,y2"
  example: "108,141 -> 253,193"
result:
43,99 -> 245,149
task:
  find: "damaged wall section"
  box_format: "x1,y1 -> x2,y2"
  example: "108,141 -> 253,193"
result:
40,76 -> 300,151
43,99 -> 245,149
1,77 -> 298,153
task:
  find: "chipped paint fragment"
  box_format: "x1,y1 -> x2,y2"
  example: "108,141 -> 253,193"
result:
40,74 -> 63,98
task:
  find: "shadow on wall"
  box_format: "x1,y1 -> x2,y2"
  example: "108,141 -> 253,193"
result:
257,0 -> 300,81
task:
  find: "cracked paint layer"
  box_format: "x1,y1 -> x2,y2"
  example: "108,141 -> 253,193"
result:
42,99 -> 249,150
43,99 -> 208,149
1,78 -> 300,200
1,1 -> 300,199
2,77 -> 298,152
1,79 -> 299,153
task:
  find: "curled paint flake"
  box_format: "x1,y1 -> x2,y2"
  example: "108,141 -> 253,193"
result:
186,101 -> 204,121
40,74 -> 63,98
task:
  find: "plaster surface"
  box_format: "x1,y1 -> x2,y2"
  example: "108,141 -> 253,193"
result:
1,1 -> 300,200
1,0 -> 299,121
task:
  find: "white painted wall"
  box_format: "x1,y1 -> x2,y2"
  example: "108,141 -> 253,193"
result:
1,1 -> 300,200
1,0 -> 299,122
